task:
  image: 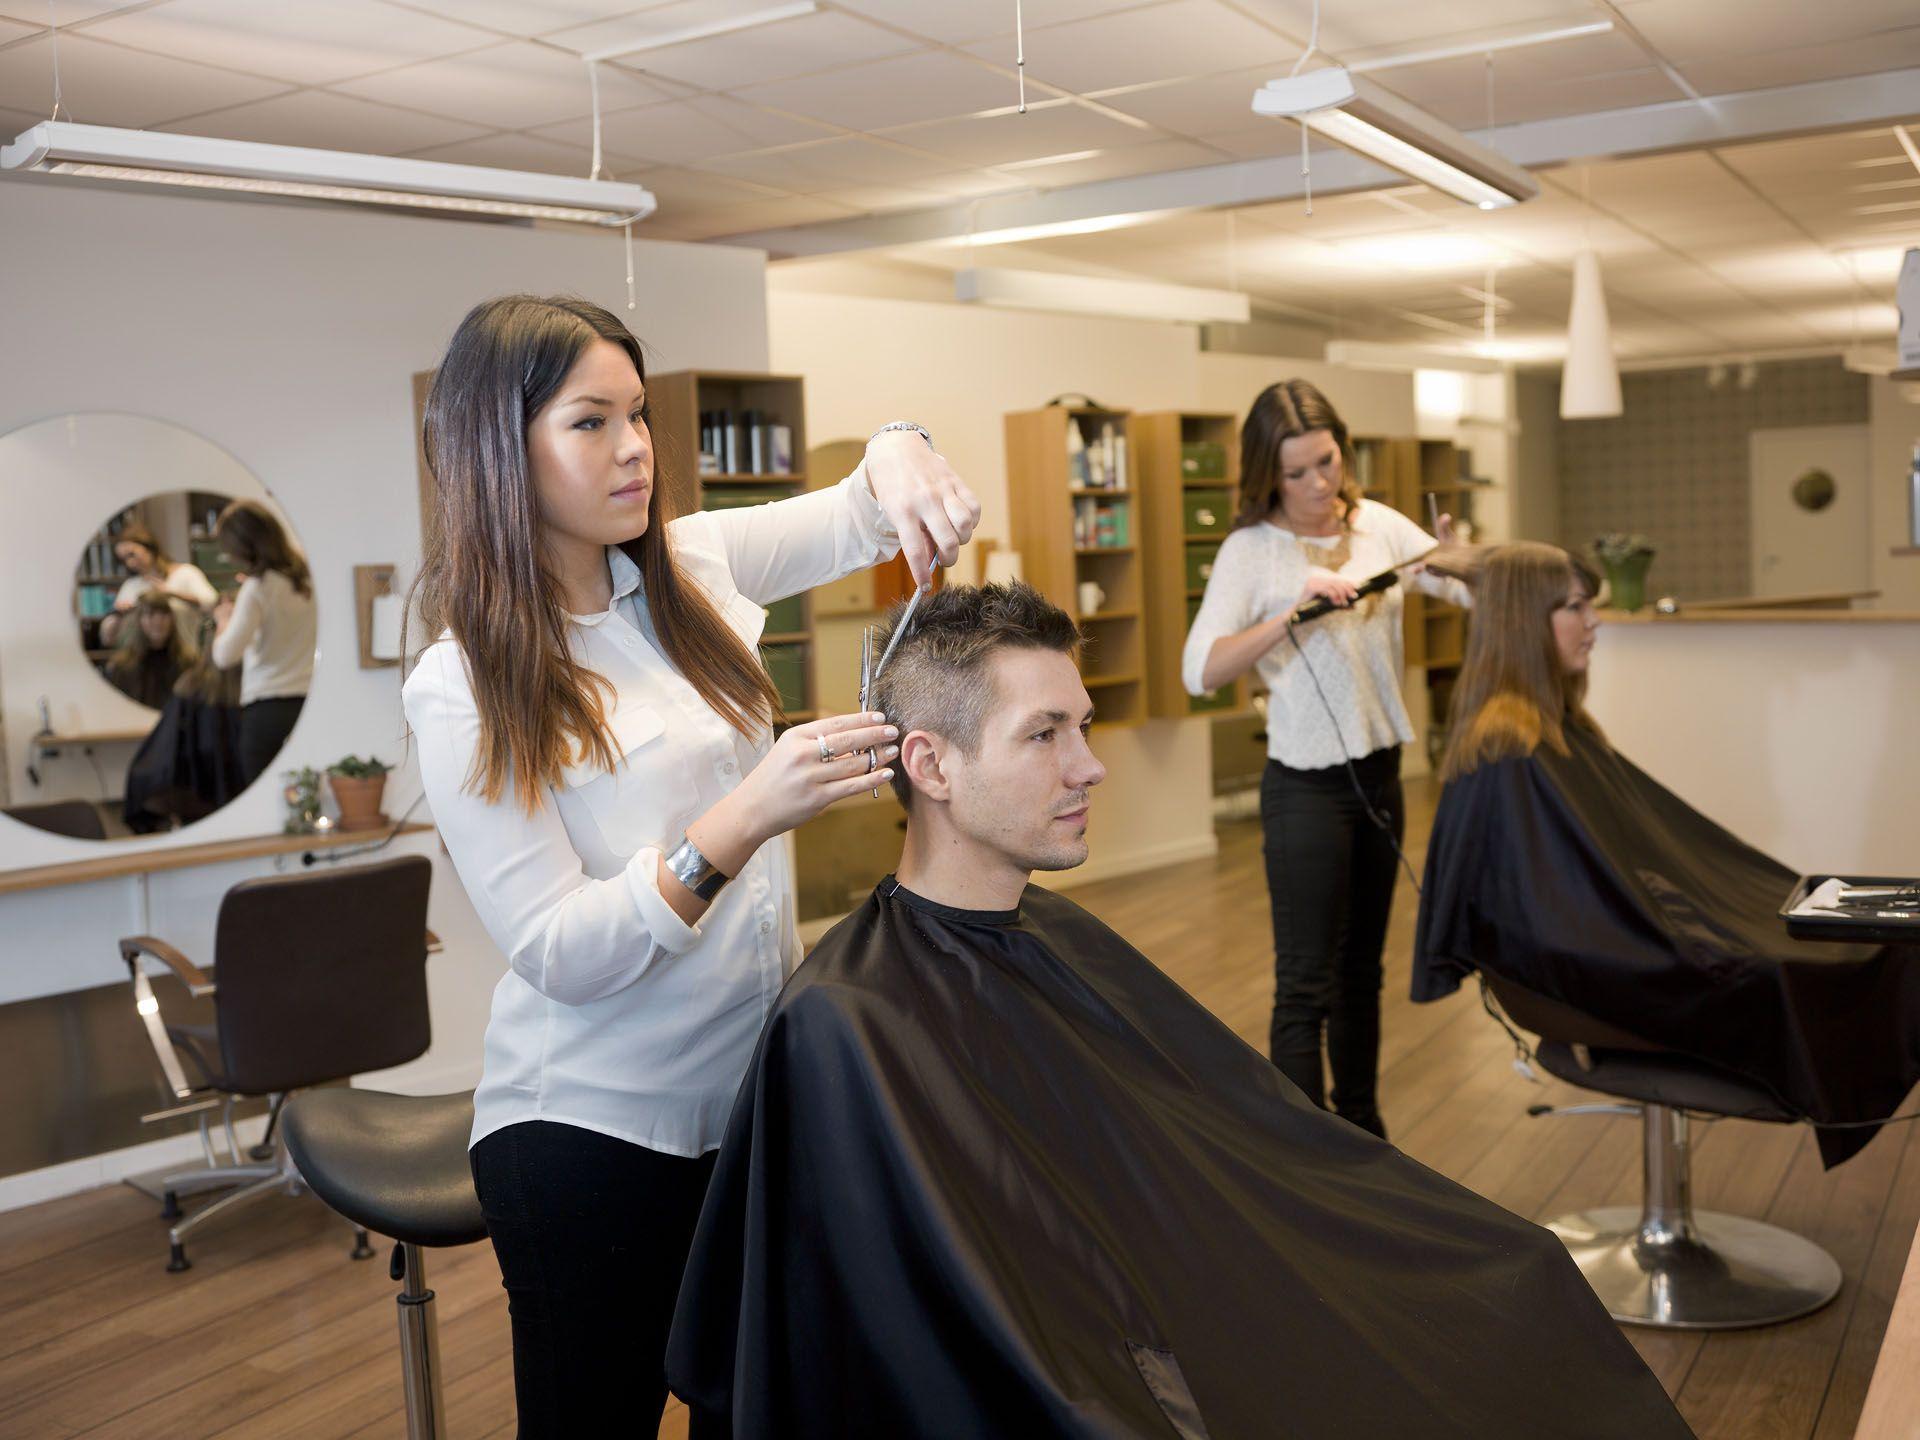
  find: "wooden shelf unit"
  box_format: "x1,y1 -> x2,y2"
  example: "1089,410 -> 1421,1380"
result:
649,369 -> 815,721
1135,411 -> 1245,719
1005,405 -> 1147,726
1348,434 -> 1467,671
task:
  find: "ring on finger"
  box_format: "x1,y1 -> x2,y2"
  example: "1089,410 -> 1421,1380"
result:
817,735 -> 835,763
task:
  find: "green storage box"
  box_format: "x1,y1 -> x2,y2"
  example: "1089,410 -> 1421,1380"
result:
702,484 -> 793,511
760,642 -> 808,715
1182,488 -> 1230,536
1185,540 -> 1222,593
1180,442 -> 1227,479
1186,595 -> 1203,628
764,595 -> 805,636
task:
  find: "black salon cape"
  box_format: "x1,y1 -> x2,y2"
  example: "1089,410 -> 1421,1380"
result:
667,879 -> 1690,1439
123,692 -> 246,833
1413,728 -> 1920,1168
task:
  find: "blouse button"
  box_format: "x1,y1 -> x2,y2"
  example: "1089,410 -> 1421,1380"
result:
722,760 -> 736,774
759,921 -> 771,935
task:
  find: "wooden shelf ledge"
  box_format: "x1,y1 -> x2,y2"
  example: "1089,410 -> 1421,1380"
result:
0,822 -> 436,897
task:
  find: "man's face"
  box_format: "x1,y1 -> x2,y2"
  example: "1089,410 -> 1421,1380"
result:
943,648 -> 1107,874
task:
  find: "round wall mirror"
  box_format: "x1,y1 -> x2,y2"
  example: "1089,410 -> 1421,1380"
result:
0,415 -> 316,842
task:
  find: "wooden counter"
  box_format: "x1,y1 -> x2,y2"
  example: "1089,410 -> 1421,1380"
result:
1600,589 -> 1920,624
0,823 -> 434,896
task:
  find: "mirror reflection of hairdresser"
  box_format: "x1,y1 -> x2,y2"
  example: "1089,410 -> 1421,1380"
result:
398,295 -> 980,1438
97,521 -> 218,646
209,499 -> 317,785
1182,380 -> 1472,1140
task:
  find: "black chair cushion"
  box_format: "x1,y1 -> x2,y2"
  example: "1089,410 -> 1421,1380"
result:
164,1022 -> 225,1089
1535,1041 -> 1799,1123
283,1089 -> 486,1248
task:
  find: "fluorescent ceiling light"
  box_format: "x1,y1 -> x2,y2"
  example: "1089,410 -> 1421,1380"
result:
1252,69 -> 1537,210
2,121 -> 654,227
956,267 -> 1249,325
938,212 -> 1164,248
581,1 -> 818,62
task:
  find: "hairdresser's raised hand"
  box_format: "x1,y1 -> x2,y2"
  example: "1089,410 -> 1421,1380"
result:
724,711 -> 900,844
864,430 -> 982,589
1291,568 -> 1360,618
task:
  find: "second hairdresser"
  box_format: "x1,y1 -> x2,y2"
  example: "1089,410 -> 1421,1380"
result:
401,294 -> 979,1438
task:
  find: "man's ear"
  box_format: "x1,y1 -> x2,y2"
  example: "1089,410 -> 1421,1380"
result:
898,730 -> 951,805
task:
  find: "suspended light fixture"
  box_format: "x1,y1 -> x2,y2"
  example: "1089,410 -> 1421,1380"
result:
1251,69 -> 1537,210
2,121 -> 655,227
955,268 -> 1250,325
1561,251 -> 1623,418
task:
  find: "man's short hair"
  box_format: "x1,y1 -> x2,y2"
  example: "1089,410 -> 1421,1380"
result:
869,581 -> 1082,809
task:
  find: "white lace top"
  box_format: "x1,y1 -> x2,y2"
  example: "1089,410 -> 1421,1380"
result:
1182,499 -> 1471,771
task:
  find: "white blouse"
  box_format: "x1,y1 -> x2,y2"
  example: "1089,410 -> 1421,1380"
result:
115,563 -> 218,612
210,568 -> 317,706
1182,499 -> 1471,771
402,469 -> 899,1158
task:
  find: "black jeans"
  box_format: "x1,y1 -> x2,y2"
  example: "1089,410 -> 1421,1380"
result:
470,1120 -> 720,1439
238,695 -> 304,786
1259,747 -> 1405,1137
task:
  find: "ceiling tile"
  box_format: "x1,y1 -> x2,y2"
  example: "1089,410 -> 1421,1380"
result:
965,0 -> 1296,94
400,130 -> 613,176
79,0 -> 491,86
151,88 -> 488,153
1240,0 -> 1608,56
550,6 -> 920,91
695,135 -> 948,192
1677,31 -> 1920,96
0,2 -> 146,21
879,103 -> 1157,168
1613,0 -> 1920,62
0,33 -> 287,128
734,49 -> 1020,132
333,40 -> 668,129
380,0 -> 660,40
677,192 -> 863,238
1088,65 -> 1295,139
620,165 -> 791,209
829,0 -> 1148,48
0,16 -> 32,42
996,137 -> 1229,188
812,181 -> 956,214
539,95 -> 839,168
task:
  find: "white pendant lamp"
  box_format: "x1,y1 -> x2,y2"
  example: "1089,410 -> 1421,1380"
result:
1560,251 -> 1622,419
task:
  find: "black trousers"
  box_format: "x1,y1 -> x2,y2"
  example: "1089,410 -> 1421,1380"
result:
470,1120 -> 720,1439
1259,747 -> 1405,1137
237,695 -> 304,786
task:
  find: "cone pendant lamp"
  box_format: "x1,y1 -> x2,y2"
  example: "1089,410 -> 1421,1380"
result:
1560,250 -> 1622,418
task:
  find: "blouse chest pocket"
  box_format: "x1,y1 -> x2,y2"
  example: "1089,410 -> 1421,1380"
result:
560,700 -> 700,857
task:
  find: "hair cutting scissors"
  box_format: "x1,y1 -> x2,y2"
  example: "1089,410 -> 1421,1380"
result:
858,575 -> 932,796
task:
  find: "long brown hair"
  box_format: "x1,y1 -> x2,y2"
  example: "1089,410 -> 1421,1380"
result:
1440,542 -> 1603,781
1231,379 -> 1365,532
216,499 -> 312,597
106,591 -> 199,683
406,294 -> 779,812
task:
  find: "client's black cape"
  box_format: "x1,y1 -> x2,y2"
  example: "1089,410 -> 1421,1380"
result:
668,879 -> 1689,1439
1413,727 -> 1920,1168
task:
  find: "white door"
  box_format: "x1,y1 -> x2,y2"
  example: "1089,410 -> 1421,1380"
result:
1749,426 -> 1872,600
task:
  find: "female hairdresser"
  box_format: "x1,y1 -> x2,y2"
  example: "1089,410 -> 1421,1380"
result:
401,295 -> 978,1437
99,522 -> 218,645
1182,379 -> 1470,1140
210,499 -> 317,785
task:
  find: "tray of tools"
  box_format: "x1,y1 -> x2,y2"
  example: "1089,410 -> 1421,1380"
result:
1781,874 -> 1920,944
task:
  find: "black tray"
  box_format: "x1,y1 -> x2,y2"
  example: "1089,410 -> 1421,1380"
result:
1781,874 -> 1920,945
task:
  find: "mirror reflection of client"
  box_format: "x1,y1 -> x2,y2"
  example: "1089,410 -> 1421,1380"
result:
104,591 -> 199,710
1414,542 -> 1920,1169
209,499 -> 317,785
667,581 -> 1690,1440
98,520 -> 219,646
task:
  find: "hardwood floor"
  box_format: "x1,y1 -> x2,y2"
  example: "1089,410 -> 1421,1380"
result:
2,776 -> 1913,1438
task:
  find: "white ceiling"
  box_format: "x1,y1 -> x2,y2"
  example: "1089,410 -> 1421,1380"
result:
1,0 -> 1917,360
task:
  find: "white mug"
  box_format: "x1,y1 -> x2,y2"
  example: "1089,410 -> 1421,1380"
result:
1077,581 -> 1106,616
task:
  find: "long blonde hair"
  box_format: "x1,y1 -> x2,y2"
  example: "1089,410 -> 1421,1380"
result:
405,295 -> 779,812
1231,379 -> 1365,532
1440,542 -> 1603,781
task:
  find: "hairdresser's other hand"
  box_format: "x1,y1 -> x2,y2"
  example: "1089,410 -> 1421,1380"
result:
1433,512 -> 1457,546
213,594 -> 235,633
1291,568 -> 1359,618
863,430 -> 982,589
725,711 -> 900,845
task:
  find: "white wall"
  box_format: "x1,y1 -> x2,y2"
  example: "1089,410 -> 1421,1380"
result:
767,286 -> 1418,875
1869,378 -> 1920,611
0,176 -> 768,1111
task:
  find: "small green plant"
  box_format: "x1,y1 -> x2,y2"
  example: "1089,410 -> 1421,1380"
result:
1593,533 -> 1655,565
282,766 -> 324,834
328,754 -> 390,779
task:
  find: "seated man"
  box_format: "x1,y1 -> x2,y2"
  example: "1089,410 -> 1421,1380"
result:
1413,542 -> 1920,1169
667,581 -> 1689,1439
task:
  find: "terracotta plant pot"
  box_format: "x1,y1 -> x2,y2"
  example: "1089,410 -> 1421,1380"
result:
328,773 -> 388,832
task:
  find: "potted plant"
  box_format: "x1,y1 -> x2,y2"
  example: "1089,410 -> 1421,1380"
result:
1593,533 -> 1657,613
326,754 -> 390,832
282,766 -> 324,835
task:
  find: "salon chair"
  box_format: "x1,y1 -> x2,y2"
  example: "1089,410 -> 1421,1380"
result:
1489,974 -> 1842,1330
123,853 -> 437,1271
6,799 -> 108,839
284,1089 -> 487,1440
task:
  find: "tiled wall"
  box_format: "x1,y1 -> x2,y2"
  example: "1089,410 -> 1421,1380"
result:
1558,358 -> 1870,600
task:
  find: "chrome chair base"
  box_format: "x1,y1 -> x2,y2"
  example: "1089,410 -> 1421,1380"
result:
1547,1205 -> 1842,1329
